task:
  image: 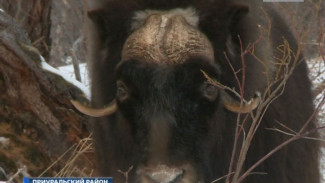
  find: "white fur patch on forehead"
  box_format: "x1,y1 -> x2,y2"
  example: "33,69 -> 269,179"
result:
131,7 -> 199,31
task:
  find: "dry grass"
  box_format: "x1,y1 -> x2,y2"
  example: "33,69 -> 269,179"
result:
39,134 -> 94,178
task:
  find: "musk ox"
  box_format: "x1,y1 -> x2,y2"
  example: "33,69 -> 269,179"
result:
73,0 -> 320,182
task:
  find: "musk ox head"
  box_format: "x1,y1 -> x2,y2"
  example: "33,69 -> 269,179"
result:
73,8 -> 259,117
72,6 -> 261,183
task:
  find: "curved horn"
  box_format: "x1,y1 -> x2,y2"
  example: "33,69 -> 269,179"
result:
71,100 -> 117,117
222,92 -> 261,113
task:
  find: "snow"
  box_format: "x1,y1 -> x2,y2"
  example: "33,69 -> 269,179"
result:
61,56 -> 73,64
57,63 -> 90,89
40,56 -> 90,100
307,57 -> 325,183
0,137 -> 9,147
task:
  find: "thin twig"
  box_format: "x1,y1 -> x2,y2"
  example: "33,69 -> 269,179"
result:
7,166 -> 27,183
118,166 -> 134,183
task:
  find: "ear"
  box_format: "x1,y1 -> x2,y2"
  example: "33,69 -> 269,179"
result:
88,9 -> 106,25
227,4 -> 249,39
225,4 -> 249,58
227,4 -> 249,28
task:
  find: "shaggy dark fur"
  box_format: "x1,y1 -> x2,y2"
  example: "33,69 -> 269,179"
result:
87,0 -> 320,182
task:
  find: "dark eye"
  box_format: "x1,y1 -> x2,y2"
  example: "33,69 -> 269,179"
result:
116,80 -> 129,102
201,82 -> 218,101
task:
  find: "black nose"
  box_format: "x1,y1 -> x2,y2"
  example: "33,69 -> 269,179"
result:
138,165 -> 184,183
